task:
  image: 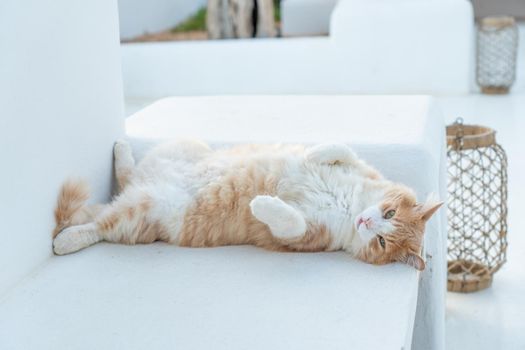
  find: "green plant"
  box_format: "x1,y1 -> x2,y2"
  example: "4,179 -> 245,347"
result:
172,1 -> 280,34
172,7 -> 207,33
274,0 -> 281,22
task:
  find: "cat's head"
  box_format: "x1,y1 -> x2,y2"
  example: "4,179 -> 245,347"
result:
354,187 -> 443,271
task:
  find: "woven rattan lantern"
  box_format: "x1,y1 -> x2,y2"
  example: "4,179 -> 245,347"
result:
476,16 -> 518,94
446,119 -> 508,292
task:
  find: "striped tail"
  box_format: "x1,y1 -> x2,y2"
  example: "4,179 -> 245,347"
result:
53,179 -> 91,238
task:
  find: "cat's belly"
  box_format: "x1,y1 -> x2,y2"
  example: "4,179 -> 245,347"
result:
139,180 -> 195,243
175,165 -> 283,247
143,150 -> 294,246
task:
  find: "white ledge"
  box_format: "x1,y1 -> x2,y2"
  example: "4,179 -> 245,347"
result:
0,244 -> 418,350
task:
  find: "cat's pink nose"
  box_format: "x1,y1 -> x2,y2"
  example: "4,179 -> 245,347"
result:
357,217 -> 373,229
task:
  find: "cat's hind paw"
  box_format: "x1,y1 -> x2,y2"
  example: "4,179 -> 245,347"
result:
305,143 -> 357,166
53,224 -> 100,255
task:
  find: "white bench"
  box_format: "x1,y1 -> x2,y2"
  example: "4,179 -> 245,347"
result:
0,95 -> 446,350
125,95 -> 447,350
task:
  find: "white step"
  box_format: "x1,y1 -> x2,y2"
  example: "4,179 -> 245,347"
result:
0,95 -> 446,350
125,95 -> 447,350
0,244 -> 417,350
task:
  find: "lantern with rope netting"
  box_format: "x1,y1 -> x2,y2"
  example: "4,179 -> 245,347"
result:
476,16 -> 518,94
446,119 -> 508,292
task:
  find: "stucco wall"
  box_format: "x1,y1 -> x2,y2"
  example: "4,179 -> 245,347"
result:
0,0 -> 125,294
121,0 -> 473,98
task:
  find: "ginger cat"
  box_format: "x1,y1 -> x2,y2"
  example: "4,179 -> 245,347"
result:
53,140 -> 442,270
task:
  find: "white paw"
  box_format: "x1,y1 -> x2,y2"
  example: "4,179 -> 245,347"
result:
250,196 -> 306,238
305,144 -> 357,165
250,195 -> 281,219
53,224 -> 99,255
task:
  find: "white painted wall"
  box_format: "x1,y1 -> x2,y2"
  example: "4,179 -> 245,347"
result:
281,0 -> 338,36
118,0 -> 207,39
122,38 -> 338,98
121,0 -> 474,98
0,0 -> 124,294
330,0 -> 474,95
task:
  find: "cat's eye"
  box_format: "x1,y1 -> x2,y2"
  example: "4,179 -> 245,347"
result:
384,210 -> 396,219
378,236 -> 386,248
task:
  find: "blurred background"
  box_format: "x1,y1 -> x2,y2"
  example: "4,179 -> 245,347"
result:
118,0 -> 525,42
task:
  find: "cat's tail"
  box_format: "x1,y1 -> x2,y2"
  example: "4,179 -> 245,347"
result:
53,179 -> 93,238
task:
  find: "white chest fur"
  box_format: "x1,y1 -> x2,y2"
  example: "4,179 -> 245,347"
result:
281,162 -> 386,253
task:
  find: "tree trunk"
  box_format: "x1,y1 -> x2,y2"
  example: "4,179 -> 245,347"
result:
255,0 -> 276,38
207,0 -> 276,39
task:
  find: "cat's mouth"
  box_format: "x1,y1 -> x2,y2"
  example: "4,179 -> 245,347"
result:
356,224 -> 377,243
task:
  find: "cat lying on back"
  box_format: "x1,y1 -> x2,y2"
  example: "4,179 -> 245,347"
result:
53,140 -> 442,270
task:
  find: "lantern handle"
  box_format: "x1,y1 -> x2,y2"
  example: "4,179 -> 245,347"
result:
454,117 -> 464,150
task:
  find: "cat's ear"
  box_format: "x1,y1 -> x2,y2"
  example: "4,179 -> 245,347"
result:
402,253 -> 426,271
419,194 -> 444,222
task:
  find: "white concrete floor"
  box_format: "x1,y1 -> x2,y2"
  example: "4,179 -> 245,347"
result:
123,25 -> 525,350
437,24 -> 525,350
438,95 -> 525,349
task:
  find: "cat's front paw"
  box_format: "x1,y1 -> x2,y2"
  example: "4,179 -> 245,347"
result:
249,195 -> 281,221
249,195 -> 306,239
53,224 -> 99,255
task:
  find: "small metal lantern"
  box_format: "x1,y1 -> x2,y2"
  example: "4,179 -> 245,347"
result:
476,16 -> 518,94
446,119 -> 508,292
